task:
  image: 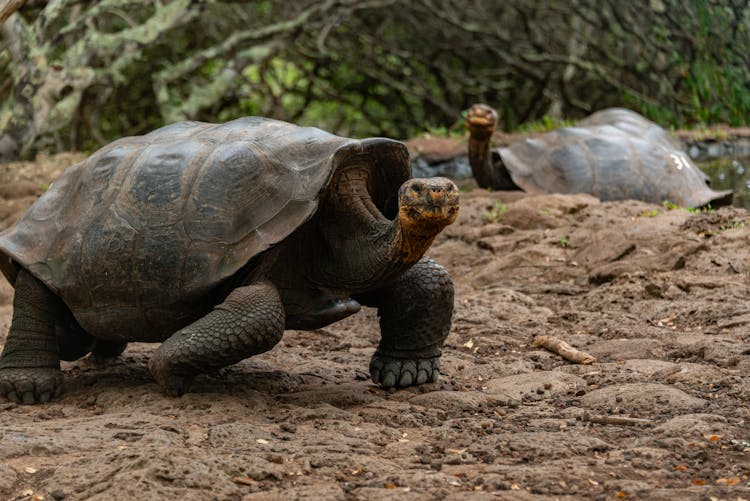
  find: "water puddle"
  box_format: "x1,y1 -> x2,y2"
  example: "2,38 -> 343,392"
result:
699,156 -> 750,208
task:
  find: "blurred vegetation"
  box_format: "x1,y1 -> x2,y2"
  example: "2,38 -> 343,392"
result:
0,0 -> 748,160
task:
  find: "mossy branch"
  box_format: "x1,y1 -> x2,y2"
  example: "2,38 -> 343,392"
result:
0,0 -> 26,23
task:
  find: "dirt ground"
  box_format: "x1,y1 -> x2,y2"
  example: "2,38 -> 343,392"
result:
1,153 -> 749,500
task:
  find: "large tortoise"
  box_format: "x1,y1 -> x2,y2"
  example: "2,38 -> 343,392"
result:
0,117 -> 459,404
466,104 -> 732,208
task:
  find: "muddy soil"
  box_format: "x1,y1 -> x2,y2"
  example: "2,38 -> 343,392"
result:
1,154 -> 749,500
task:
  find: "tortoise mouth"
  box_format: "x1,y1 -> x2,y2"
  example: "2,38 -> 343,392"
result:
686,187 -> 734,209
466,115 -> 496,128
466,104 -> 498,131
405,203 -> 459,222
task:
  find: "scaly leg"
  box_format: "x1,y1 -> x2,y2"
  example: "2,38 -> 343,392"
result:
357,257 -> 454,387
0,270 -> 65,404
148,281 -> 285,396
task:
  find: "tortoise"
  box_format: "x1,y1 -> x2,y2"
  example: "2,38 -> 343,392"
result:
0,117 -> 459,404
466,103 -> 733,208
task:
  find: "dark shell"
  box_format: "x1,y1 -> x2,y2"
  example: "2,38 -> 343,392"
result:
0,117 -> 409,338
499,108 -> 732,208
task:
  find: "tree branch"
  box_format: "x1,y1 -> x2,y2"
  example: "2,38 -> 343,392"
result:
0,0 -> 26,23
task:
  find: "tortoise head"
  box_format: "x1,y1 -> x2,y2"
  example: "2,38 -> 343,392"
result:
397,177 -> 459,237
466,103 -> 498,140
663,151 -> 734,208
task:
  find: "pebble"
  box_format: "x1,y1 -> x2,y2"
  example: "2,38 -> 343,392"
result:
279,422 -> 297,433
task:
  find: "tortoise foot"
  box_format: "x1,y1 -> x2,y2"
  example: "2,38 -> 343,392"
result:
0,367 -> 63,404
148,357 -> 195,397
369,352 -> 440,388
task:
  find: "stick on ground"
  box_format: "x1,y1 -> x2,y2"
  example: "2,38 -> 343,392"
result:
582,413 -> 654,427
532,335 -> 596,364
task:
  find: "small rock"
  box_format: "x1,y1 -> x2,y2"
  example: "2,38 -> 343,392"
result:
279,422 -> 296,433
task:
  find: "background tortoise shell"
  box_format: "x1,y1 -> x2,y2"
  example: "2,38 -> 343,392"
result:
499,108 -> 732,208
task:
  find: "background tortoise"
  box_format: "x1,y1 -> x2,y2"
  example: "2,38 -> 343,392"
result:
0,117 -> 459,404
466,104 -> 733,208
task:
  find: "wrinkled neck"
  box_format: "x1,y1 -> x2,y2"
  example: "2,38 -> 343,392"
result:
324,217 -> 438,291
468,129 -> 519,191
391,217 -> 440,266
313,167 -> 397,290
314,173 -> 439,291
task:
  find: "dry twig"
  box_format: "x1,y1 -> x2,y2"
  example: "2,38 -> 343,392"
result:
532,335 -> 596,364
582,413 -> 654,427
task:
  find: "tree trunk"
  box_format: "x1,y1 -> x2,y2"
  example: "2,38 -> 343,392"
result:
0,0 -> 26,24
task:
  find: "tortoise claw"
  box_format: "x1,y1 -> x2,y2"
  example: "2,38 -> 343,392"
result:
6,391 -> 19,404
148,356 -> 195,397
369,353 -> 440,388
153,372 -> 194,397
0,367 -> 64,404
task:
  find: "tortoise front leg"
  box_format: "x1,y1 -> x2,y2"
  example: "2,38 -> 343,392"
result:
356,257 -> 454,388
148,281 -> 285,396
0,270 -> 64,404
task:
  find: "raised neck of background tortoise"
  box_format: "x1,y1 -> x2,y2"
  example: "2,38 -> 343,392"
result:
467,123 -> 520,191
467,131 -> 497,189
312,163 -> 438,291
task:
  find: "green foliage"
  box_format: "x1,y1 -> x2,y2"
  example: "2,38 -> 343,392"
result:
630,1 -> 750,127
641,208 -> 660,217
662,200 -> 714,213
686,125 -> 730,141
2,0 -> 749,159
482,201 -> 508,223
559,237 -> 569,248
519,116 -> 577,133
719,220 -> 746,231
687,204 -> 713,214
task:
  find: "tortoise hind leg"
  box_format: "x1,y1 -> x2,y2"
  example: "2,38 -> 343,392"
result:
56,312 -> 127,360
91,339 -> 128,358
356,257 -> 454,387
56,310 -> 94,361
148,281 -> 284,396
0,269 -> 64,404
